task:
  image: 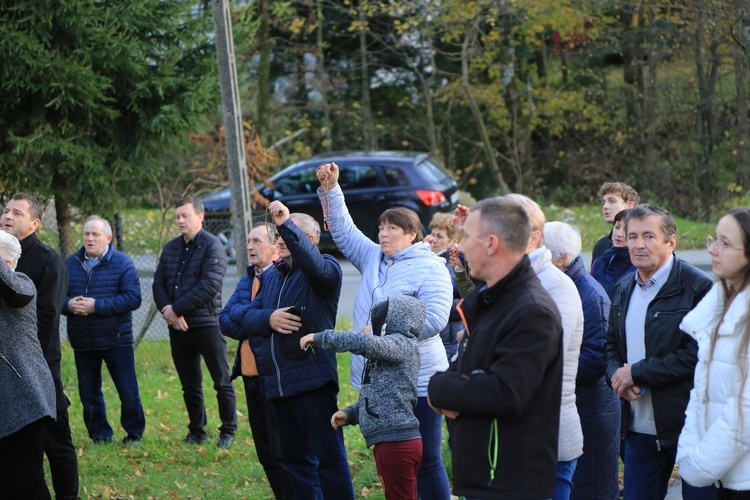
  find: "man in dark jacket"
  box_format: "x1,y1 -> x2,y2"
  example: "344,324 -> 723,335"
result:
1,192 -> 79,499
152,197 -> 236,447
604,204 -> 714,500
236,200 -> 353,500
428,197 -> 564,499
63,216 -> 144,444
220,222 -> 293,500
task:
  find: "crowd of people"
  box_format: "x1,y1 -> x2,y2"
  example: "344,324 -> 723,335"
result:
2,173 -> 750,499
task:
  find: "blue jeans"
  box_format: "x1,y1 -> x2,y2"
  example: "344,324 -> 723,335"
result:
169,328 -> 237,436
624,431 -> 716,500
271,384 -> 354,500
414,397 -> 451,500
74,346 -> 146,440
554,458 -> 578,500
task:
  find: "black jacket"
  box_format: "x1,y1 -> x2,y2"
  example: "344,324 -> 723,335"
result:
428,256 -> 563,499
153,229 -> 228,330
16,232 -> 68,380
604,257 -> 712,446
592,231 -> 613,262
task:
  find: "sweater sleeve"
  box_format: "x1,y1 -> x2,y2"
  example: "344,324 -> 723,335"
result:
0,262 -> 35,308
319,184 -> 380,270
314,330 -> 408,363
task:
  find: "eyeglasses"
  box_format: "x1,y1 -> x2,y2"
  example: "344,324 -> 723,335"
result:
706,235 -> 745,255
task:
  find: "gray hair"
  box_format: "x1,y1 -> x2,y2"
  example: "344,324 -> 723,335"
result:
505,193 -> 546,247
0,231 -> 22,270
625,204 -> 676,241
84,215 -> 112,237
290,213 -> 321,245
544,221 -> 582,268
471,197 -> 530,254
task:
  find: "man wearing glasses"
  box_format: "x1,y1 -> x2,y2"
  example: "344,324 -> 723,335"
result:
604,204 -> 715,500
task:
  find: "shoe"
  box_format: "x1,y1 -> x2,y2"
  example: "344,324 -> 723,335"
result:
122,435 -> 142,445
92,436 -> 113,444
183,432 -> 207,445
217,433 -> 234,448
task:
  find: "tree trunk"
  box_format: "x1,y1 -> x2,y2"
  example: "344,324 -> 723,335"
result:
461,18 -> 510,195
735,13 -> 750,186
620,6 -> 644,132
52,170 -> 74,256
255,0 -> 271,136
359,3 -> 374,150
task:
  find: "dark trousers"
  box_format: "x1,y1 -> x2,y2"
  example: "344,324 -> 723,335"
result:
414,397 -> 451,499
719,488 -> 750,499
242,375 -> 294,499
0,417 -> 52,499
74,345 -> 146,440
47,379 -> 79,500
271,384 -> 354,500
624,431 -> 716,500
373,438 -> 422,500
169,327 -> 237,435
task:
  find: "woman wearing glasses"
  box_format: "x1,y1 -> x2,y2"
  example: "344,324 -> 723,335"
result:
677,208 -> 750,498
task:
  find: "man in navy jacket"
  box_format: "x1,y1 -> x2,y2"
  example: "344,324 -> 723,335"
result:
63,216 -> 144,444
234,200 -> 353,500
152,197 -> 236,447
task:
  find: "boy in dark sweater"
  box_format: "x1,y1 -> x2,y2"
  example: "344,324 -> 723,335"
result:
300,295 -> 424,500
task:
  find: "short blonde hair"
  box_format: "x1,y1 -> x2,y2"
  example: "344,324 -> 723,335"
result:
429,213 -> 461,242
506,194 -> 546,245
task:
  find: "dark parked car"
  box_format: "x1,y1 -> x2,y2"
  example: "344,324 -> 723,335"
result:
201,151 -> 459,257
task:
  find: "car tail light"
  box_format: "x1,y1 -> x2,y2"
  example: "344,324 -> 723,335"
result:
416,190 -> 446,206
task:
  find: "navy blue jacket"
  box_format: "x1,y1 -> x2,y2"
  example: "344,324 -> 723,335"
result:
231,219 -> 342,400
590,245 -> 635,300
63,243 -> 142,350
566,256 -> 621,500
152,229 -> 228,330
220,266 -> 268,380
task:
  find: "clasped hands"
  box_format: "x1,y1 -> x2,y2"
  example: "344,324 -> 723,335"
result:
69,296 -> 95,316
161,304 -> 188,331
611,364 -> 645,401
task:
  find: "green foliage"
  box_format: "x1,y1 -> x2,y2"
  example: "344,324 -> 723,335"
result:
0,0 -> 218,214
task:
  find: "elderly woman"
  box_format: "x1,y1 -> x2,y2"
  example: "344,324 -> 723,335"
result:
0,230 -> 56,498
545,221 -> 620,500
426,212 -> 463,362
316,162 -> 453,499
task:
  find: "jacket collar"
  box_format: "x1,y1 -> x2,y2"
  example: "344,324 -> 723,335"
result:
76,242 -> 115,264
528,246 -> 552,274
18,232 -> 39,254
466,255 -> 535,309
618,255 -> 685,301
386,241 -> 434,263
564,255 -> 587,282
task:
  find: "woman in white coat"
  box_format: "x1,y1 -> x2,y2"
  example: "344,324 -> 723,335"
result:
315,162 -> 454,499
678,207 -> 750,499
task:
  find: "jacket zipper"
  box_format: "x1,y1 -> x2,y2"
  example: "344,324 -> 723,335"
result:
272,274 -> 290,397
0,352 -> 21,378
487,418 -> 498,486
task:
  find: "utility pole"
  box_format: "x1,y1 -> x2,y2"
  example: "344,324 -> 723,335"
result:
212,0 -> 251,269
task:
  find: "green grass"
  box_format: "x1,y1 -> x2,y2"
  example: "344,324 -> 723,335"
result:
57,317 -> 392,499
544,204 -> 714,251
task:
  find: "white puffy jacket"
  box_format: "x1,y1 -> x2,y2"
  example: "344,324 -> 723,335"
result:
677,283 -> 750,490
529,246 -> 585,462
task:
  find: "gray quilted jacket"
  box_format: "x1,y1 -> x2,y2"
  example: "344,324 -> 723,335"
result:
313,295 -> 424,447
0,262 -> 55,439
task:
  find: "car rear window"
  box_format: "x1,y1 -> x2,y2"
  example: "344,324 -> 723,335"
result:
416,159 -> 454,186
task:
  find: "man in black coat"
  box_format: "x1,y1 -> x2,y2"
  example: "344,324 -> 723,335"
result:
428,197 -> 564,499
153,196 -> 236,447
604,204 -> 714,500
2,193 -> 79,499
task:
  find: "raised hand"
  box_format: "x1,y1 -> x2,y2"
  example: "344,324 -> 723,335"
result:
316,162 -> 340,187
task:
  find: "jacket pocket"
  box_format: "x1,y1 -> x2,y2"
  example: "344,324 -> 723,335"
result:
364,397 -> 380,418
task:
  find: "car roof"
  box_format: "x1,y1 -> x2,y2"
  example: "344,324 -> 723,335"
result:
301,150 -> 430,163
